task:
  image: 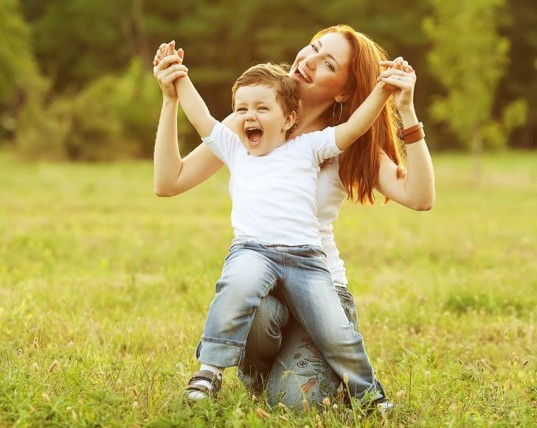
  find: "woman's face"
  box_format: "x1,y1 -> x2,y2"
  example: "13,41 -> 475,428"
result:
289,32 -> 352,104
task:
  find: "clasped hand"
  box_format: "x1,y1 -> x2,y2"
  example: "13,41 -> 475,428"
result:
153,41 -> 187,101
378,57 -> 417,112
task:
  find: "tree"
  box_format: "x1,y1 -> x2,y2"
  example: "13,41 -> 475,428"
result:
424,0 -> 527,167
0,0 -> 46,143
497,0 -> 537,148
20,0 -> 133,92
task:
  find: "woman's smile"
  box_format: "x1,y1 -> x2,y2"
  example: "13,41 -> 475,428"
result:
294,65 -> 313,83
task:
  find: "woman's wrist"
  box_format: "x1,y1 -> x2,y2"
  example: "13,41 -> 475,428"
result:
398,106 -> 418,128
398,122 -> 425,144
162,95 -> 179,106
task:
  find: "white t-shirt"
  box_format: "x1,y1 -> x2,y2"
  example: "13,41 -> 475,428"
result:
317,156 -> 348,286
203,122 -> 342,247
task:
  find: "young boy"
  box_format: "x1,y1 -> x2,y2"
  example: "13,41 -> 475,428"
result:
174,57 -> 391,403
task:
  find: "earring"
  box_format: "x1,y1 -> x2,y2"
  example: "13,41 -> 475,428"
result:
332,102 -> 343,123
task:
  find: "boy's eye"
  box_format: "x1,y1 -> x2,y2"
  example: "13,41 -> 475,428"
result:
236,107 -> 247,113
258,106 -> 269,111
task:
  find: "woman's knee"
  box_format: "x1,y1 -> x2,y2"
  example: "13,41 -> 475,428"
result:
240,295 -> 290,388
335,286 -> 359,330
249,294 -> 289,339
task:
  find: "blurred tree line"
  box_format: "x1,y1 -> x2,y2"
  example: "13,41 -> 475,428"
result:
0,0 -> 534,161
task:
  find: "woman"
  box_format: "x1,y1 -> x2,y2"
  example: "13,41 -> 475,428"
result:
153,24 -> 435,409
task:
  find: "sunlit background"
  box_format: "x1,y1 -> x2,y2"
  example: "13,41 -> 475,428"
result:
1,0 -> 535,161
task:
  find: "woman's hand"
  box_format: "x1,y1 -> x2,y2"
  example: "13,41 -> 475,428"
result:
152,42 -> 175,71
153,41 -> 187,102
378,57 -> 416,114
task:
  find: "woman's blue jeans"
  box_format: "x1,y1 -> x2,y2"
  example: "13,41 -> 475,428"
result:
197,241 -> 381,400
239,288 -> 386,408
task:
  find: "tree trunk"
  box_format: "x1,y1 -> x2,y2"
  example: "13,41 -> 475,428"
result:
471,128 -> 483,181
132,0 -> 149,62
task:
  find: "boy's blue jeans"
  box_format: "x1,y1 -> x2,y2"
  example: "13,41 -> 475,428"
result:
197,241 -> 379,400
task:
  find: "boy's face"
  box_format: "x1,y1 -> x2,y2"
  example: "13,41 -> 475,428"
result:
233,84 -> 296,156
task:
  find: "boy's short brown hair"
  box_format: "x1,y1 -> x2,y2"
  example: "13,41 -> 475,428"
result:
231,63 -> 299,116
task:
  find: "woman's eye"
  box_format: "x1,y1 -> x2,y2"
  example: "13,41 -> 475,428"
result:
310,43 -> 319,53
325,62 -> 335,72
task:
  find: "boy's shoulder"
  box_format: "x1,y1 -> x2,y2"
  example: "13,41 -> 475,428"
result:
207,121 -> 241,143
288,126 -> 335,145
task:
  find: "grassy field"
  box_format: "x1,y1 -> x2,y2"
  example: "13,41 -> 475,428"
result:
0,151 -> 536,427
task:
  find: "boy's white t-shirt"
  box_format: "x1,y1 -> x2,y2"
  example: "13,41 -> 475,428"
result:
203,121 -> 342,248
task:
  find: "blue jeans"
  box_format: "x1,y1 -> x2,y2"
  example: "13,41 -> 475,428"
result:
239,288 -> 386,407
197,241 -> 380,400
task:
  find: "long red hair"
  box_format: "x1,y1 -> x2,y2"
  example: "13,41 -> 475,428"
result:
312,25 -> 404,204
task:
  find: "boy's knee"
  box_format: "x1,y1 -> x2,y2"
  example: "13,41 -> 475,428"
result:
215,275 -> 261,300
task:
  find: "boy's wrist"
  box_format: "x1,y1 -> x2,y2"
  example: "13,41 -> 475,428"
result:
375,82 -> 394,100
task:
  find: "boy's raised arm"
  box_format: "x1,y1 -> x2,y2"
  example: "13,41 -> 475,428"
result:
334,84 -> 391,152
176,75 -> 217,139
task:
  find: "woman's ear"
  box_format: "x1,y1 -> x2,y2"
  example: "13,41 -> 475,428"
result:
283,111 -> 297,131
335,91 -> 350,104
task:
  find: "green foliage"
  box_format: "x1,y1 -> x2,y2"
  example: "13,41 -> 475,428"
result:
20,0 -> 132,92
424,0 -> 527,151
0,0 -> 46,142
480,100 -> 529,148
496,0 -> 537,148
4,0 -> 535,157
16,59 -> 164,161
108,59 -> 164,158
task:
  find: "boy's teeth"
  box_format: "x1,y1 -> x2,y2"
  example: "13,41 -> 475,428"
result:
245,127 -> 263,143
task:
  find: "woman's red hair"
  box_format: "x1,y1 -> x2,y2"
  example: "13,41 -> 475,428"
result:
312,25 -> 404,204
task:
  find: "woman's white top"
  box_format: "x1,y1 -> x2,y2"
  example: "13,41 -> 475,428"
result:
203,122 -> 342,248
317,156 -> 348,286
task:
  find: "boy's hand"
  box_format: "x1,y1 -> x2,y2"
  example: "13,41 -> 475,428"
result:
153,41 -> 188,101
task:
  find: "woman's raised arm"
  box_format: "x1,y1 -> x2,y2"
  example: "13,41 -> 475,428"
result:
376,59 -> 435,211
152,42 -> 224,196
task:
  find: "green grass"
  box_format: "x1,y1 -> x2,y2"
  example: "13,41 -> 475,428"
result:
0,150 -> 536,427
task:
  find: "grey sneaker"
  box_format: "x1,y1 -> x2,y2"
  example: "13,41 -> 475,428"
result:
184,370 -> 222,401
372,397 -> 395,415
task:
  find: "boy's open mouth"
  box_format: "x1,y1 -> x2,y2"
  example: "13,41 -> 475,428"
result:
245,127 -> 263,145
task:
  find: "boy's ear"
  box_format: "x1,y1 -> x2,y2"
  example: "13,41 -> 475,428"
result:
282,111 -> 297,131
